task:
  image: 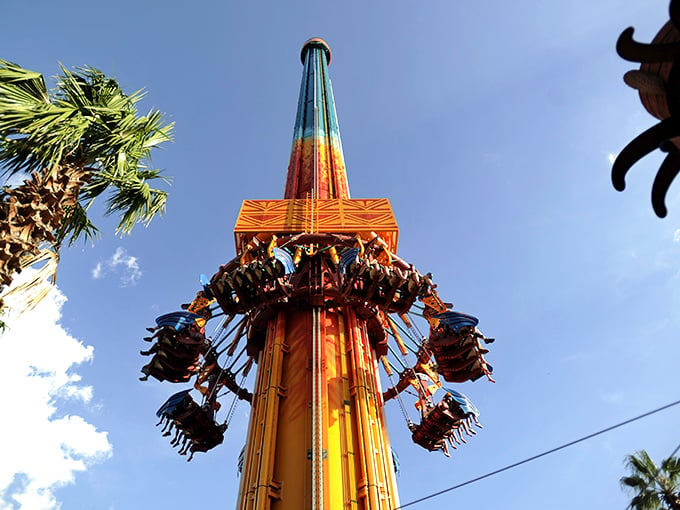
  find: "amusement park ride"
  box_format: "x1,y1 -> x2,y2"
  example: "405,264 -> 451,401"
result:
140,38 -> 495,509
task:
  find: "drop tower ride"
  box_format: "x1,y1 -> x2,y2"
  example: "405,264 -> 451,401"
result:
235,38 -> 399,509
144,38 -> 495,510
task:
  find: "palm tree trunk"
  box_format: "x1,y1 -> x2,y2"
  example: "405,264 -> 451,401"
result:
0,165 -> 87,292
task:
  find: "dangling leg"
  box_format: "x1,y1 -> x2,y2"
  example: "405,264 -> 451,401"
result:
461,420 -> 476,436
139,364 -> 151,381
612,118 -> 680,191
651,150 -> 680,217
161,419 -> 173,436
170,426 -> 182,444
441,441 -> 450,457
140,345 -> 159,356
453,427 -> 467,444
179,436 -> 191,455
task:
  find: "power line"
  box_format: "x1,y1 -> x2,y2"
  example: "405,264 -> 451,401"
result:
395,398 -> 680,509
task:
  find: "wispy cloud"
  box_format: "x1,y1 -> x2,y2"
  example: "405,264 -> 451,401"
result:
91,247 -> 142,286
91,262 -> 103,280
561,351 -> 593,364
673,229 -> 680,243
0,271 -> 112,509
607,153 -> 616,165
600,392 -> 624,405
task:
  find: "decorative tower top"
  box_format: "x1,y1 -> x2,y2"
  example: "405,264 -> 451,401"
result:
284,38 -> 351,199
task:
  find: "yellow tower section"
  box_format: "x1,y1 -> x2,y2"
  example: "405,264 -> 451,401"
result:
237,304 -> 399,510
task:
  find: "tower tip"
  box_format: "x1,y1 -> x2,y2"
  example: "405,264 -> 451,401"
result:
301,38 -> 331,65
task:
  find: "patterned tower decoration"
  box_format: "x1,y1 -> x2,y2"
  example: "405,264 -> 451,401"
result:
142,38 -> 495,510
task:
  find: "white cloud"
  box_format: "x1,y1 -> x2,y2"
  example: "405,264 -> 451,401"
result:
607,153 -> 616,165
91,247 -> 142,286
600,392 -> 624,405
0,272 -> 112,510
673,229 -> 680,243
91,262 -> 103,280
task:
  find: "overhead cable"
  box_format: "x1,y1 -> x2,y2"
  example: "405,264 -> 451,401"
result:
395,398 -> 680,509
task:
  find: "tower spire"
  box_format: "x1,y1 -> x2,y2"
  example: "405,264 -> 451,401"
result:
284,38 -> 351,199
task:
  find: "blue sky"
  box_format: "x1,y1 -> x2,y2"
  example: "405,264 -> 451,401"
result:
1,1 -> 680,509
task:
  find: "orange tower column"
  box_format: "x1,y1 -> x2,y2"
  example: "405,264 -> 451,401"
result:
235,39 -> 400,510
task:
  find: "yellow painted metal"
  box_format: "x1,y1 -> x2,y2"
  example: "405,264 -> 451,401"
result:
237,312 -> 287,510
380,356 -> 393,377
237,306 -> 400,509
346,311 -> 400,509
233,198 -> 399,254
328,246 -> 340,265
337,313 -> 359,510
385,315 -> 408,357
272,310 -> 312,509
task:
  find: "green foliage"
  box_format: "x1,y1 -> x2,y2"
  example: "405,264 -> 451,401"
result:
621,450 -> 680,510
0,60 -> 174,245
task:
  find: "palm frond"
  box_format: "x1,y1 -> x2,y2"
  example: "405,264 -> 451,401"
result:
626,451 -> 660,481
0,246 -> 59,316
621,475 -> 649,490
629,492 -> 661,510
105,171 -> 169,235
622,450 -> 680,510
0,60 -> 79,176
0,60 -> 173,246
57,202 -> 102,246
662,457 -> 680,480
0,59 -> 49,103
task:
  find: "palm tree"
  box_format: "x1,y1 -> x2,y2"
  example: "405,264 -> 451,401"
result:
0,60 -> 173,313
621,450 -> 680,510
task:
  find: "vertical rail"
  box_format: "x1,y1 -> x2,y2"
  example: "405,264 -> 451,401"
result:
312,306 -> 324,509
338,313 -> 359,510
311,50 -> 319,234
347,312 -> 381,509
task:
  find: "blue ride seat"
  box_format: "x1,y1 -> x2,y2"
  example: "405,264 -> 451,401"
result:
238,445 -> 246,475
433,311 -> 479,334
272,247 -> 295,275
155,311 -> 203,331
156,389 -> 192,418
391,447 -> 400,475
444,389 -> 479,418
199,274 -> 214,299
339,247 -> 360,274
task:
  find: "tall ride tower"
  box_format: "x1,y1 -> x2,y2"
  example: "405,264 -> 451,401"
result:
235,38 -> 399,510
144,38 -> 495,510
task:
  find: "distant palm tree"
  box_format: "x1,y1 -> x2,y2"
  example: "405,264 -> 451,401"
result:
621,450 -> 680,510
0,60 -> 172,312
